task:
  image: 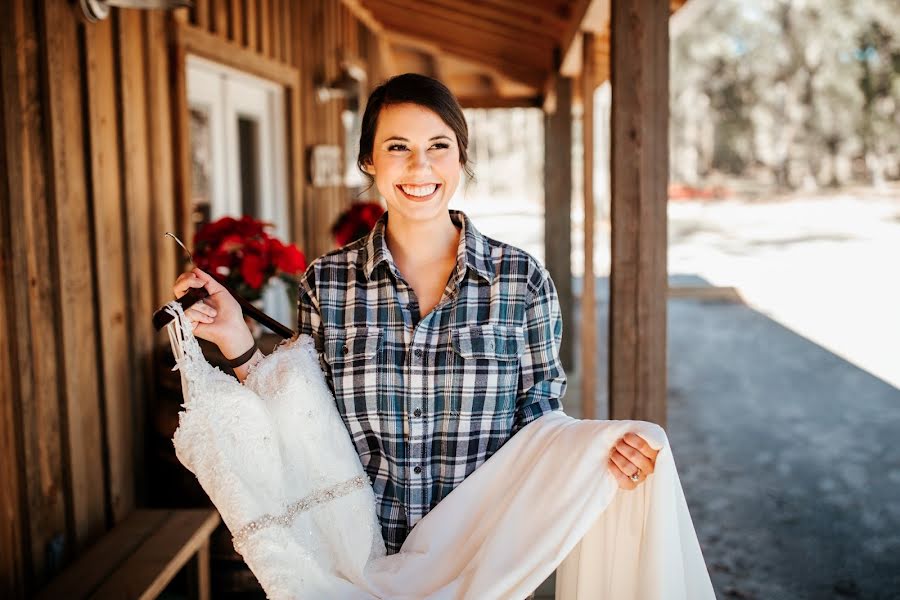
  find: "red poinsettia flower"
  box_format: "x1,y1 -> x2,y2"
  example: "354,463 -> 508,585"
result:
331,201 -> 385,247
191,215 -> 307,301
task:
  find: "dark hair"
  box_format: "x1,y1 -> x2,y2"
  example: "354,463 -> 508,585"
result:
356,73 -> 474,186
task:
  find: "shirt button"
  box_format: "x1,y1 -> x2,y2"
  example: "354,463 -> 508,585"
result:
487,340 -> 496,351
414,349 -> 422,357
413,466 -> 422,474
342,344 -> 349,354
413,408 -> 422,417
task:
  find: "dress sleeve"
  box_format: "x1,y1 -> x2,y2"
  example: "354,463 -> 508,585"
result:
296,266 -> 333,392
511,267 -> 567,434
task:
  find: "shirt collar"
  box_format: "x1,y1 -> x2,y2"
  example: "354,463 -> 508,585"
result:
361,209 -> 495,284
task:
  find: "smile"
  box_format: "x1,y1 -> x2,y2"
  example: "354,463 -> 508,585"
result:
397,183 -> 441,201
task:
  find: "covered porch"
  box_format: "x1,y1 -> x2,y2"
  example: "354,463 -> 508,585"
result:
0,0 -> 685,597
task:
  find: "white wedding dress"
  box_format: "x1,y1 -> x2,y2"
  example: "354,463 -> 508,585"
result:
164,301 -> 715,599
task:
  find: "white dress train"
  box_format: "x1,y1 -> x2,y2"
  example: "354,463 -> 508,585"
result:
164,301 -> 715,599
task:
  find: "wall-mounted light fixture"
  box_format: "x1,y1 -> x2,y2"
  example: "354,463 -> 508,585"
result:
79,0 -> 193,23
315,62 -> 367,112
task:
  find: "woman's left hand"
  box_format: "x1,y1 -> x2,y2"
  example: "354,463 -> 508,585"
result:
607,432 -> 659,490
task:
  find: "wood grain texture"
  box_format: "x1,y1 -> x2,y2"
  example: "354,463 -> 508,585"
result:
33,510 -> 171,600
89,509 -> 220,600
116,7 -> 158,516
0,3 -> 28,595
543,75 -> 575,374
83,14 -> 134,526
41,0 -> 106,552
580,33 -> 597,420
0,0 -> 69,588
609,0 -> 669,427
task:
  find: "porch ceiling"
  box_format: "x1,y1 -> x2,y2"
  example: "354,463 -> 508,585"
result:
347,0 -> 688,108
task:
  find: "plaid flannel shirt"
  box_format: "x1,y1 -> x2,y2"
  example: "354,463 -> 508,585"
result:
296,209 -> 567,554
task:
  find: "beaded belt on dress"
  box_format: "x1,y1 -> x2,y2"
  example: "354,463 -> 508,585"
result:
232,475 -> 368,549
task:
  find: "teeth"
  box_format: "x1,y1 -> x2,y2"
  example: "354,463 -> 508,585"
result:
400,184 -> 437,197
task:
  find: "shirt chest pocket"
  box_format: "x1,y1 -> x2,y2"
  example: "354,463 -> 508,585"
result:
449,324 -> 524,416
324,327 -> 383,418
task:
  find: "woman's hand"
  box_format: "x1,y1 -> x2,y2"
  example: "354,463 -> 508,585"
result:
171,267 -> 247,350
607,432 -> 659,490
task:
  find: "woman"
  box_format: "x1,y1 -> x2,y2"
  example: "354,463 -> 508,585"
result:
171,73 -> 659,557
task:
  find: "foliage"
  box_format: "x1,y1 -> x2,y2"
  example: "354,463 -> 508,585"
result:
192,216 -> 307,302
671,0 -> 900,190
330,201 -> 385,246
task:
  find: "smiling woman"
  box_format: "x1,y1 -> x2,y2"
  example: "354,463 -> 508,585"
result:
292,73 -> 572,556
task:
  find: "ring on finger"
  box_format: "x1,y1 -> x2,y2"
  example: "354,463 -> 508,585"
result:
629,468 -> 642,483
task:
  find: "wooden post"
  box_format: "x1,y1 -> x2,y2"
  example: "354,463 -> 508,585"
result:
609,0 -> 669,427
580,32 -> 597,420
543,76 -> 574,374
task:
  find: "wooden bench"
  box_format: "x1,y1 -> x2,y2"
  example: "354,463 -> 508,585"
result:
36,508 -> 221,600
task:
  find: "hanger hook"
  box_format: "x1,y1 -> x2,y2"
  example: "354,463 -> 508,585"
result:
165,232 -> 195,266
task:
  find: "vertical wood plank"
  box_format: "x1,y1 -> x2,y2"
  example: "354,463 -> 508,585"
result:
289,0 -> 306,252
41,0 -> 107,553
145,13 -> 180,314
281,0 -> 292,64
116,9 -> 159,511
543,76 -> 574,374
212,0 -> 228,37
245,0 -> 258,51
230,0 -> 244,46
0,0 -> 69,587
270,0 -> 283,60
580,33 -> 597,421
609,0 -> 669,427
194,0 -> 210,30
259,0 -> 271,56
170,23 -> 194,260
83,13 -> 134,526
0,3 -> 30,594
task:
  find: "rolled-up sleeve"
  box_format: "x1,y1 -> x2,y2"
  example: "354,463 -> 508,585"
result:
512,267 -> 567,434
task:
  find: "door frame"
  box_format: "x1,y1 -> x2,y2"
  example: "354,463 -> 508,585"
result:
171,21 -> 305,260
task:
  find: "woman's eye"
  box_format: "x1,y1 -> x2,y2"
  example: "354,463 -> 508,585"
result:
387,144 -> 407,151
431,143 -> 450,150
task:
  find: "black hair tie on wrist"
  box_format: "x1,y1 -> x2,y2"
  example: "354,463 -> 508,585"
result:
226,339 -> 259,369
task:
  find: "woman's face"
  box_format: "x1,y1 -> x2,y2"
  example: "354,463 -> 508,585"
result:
364,102 -> 462,224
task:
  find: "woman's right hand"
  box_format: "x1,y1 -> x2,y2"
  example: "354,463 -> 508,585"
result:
172,267 -> 248,349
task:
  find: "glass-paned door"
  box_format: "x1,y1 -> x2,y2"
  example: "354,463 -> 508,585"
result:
187,55 -> 292,331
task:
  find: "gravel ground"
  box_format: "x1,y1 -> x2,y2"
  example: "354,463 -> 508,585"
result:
459,188 -> 900,599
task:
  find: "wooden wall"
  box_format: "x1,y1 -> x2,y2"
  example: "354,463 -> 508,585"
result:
0,0 -> 374,595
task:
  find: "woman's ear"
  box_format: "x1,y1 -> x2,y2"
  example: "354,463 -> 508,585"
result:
362,161 -> 375,175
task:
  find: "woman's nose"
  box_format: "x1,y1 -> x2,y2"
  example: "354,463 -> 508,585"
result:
407,149 -> 430,169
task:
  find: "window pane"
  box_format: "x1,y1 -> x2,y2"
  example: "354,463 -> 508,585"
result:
237,116 -> 260,218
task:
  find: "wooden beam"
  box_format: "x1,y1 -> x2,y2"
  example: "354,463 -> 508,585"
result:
431,0 -> 568,38
544,75 -> 575,374
173,23 -> 299,84
608,0 -> 669,427
372,0 -> 559,48
580,33 -> 597,421
380,26 -> 547,89
369,5 -> 553,69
